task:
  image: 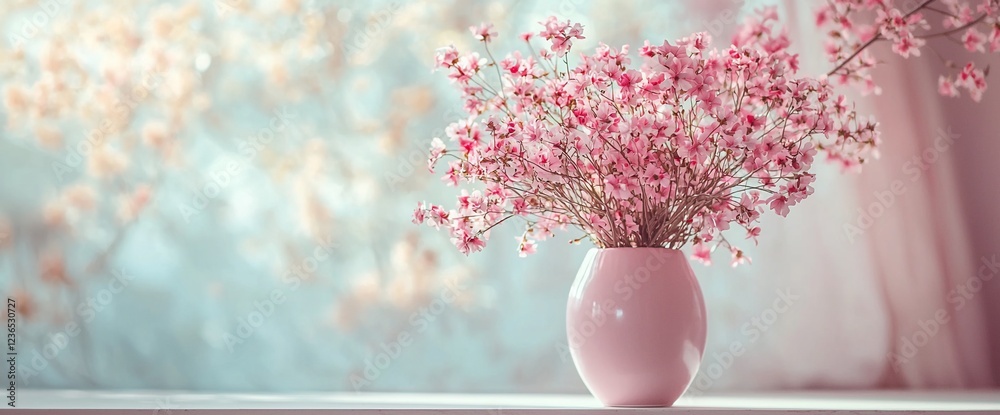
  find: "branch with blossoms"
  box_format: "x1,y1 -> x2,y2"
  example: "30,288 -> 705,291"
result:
413,11 -> 879,266
818,0 -> 999,100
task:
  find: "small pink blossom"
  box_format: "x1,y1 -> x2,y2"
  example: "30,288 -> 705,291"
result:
428,137 -> 446,171
470,23 -> 497,42
767,194 -> 790,217
412,202 -> 427,224
453,234 -> 486,255
586,213 -> 609,233
963,28 -> 987,52
538,16 -> 585,56
730,248 -> 750,267
746,227 -> 761,244
603,176 -> 632,200
891,34 -> 924,58
434,45 -> 459,70
939,76 -> 959,97
517,236 -> 537,257
957,62 -> 988,102
691,242 -> 711,265
428,205 -> 449,229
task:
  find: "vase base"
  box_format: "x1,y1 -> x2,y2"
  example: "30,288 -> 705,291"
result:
608,404 -> 674,408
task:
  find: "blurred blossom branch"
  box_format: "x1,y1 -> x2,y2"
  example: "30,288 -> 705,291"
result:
0,1 -> 476,366
818,0 -> 999,100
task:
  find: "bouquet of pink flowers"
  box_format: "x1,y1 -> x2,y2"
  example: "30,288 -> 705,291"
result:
412,9 -> 885,266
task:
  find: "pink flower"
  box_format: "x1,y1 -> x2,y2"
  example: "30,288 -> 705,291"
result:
485,183 -> 508,201
664,57 -> 696,91
517,236 -> 537,257
428,205 -> 449,229
815,5 -> 831,26
511,198 -> 529,215
586,213 -> 609,233
963,28 -> 986,52
603,176 -> 632,199
454,234 -> 486,255
957,62 -> 988,102
730,248 -> 750,267
691,242 -> 711,265
470,23 -> 498,42
767,194 -> 790,217
642,165 -> 671,189
434,45 -> 459,69
457,190 -> 485,212
939,76 -> 959,97
989,24 -> 1000,52
622,215 -> 639,235
428,137 -> 446,171
532,216 -> 561,240
538,16 -> 585,56
617,69 -> 642,89
891,34 -> 923,58
412,202 -> 427,224
443,160 -> 462,186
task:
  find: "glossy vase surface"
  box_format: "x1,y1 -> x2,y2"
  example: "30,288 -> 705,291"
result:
566,248 -> 707,407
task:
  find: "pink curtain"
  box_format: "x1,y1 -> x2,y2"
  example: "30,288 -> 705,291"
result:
780,1 -> 998,388
691,1 -> 999,391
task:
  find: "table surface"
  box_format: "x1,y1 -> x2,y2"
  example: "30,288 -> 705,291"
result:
14,390 -> 1000,414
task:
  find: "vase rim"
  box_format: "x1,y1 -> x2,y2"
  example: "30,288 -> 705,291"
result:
590,246 -> 683,252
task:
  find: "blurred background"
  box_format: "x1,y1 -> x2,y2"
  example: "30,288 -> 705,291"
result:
1,0 -> 998,393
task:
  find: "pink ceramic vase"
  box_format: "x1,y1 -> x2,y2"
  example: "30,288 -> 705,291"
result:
566,248 -> 707,407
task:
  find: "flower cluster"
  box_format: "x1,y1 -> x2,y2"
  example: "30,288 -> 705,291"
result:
413,10 -> 880,266
818,0 -> 999,100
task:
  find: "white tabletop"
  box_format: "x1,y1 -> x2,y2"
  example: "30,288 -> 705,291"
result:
15,389 -> 1000,414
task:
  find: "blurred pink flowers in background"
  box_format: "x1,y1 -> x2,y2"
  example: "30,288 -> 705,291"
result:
818,0 -> 999,100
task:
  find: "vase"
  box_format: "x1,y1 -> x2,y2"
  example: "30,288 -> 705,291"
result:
566,247 -> 707,407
